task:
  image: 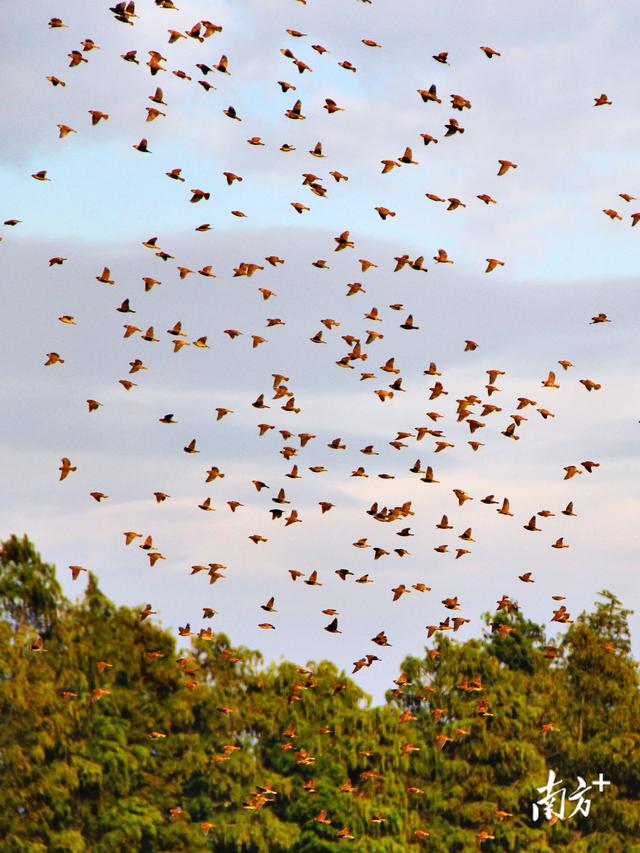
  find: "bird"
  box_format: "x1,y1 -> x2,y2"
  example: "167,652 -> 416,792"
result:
314,809 -> 331,825
447,197 -> 466,210
444,117 -> 464,136
59,458 -> 77,480
485,258 -> 505,273
399,147 -> 418,165
57,124 -> 77,139
381,159 -> 401,174
433,248 -> 454,264
417,85 -> 441,104
139,604 -> 156,621
92,688 -> 111,702
391,585 -> 410,601
497,498 -> 513,516
564,465 -> 582,480
96,267 -> 115,285
285,99 -> 305,120
497,159 -> 518,176
324,98 -> 344,114
580,378 -> 601,391
68,50 -> 88,67
165,168 -> 185,184
450,95 -> 471,111
69,565 -> 87,581
88,110 -> 109,125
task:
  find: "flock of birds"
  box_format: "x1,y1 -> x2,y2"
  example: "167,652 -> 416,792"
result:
3,0 -> 624,841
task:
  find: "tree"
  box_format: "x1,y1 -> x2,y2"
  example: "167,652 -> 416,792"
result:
1,539 -> 639,851
0,534 -> 63,633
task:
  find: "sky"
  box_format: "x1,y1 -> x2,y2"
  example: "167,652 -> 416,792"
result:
1,0 -> 639,703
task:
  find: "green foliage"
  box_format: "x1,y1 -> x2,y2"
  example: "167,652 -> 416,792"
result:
0,536 -> 638,850
0,534 -> 63,632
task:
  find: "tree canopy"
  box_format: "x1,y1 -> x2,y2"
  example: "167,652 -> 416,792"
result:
1,535 -> 638,851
